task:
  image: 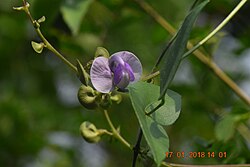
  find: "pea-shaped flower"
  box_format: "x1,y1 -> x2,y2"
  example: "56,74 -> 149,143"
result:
90,51 -> 142,93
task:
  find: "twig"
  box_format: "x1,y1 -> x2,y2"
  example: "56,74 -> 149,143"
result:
17,0 -> 77,73
182,0 -> 248,59
141,71 -> 160,81
134,0 -> 250,106
135,1 -> 250,166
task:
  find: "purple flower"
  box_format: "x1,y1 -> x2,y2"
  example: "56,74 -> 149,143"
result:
90,51 -> 142,93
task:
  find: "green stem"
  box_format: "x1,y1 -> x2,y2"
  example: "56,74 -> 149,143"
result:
141,71 -> 160,81
21,0 -> 77,73
237,123 -> 250,143
182,0 -> 248,59
36,28 -> 77,72
100,129 -> 113,136
104,110 -> 132,149
146,98 -> 165,115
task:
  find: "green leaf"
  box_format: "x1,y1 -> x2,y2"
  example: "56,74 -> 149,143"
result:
129,82 -> 181,166
159,0 -> 209,99
61,0 -> 93,35
215,114 -> 236,142
145,90 -> 181,126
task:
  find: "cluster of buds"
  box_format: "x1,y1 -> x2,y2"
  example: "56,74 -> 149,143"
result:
77,85 -> 122,110
78,47 -> 142,143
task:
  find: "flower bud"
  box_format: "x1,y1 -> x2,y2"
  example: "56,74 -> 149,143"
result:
78,85 -> 97,109
37,16 -> 46,24
99,94 -> 112,109
31,41 -> 45,54
80,121 -> 101,143
110,94 -> 122,104
13,6 -> 26,11
13,2 -> 30,11
95,47 -> 110,58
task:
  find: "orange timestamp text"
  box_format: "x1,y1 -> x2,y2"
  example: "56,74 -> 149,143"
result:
166,151 -> 227,159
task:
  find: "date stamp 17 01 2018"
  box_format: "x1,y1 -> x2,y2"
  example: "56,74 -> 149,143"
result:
166,151 -> 227,159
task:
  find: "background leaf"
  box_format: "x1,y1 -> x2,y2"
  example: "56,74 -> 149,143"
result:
128,82 -> 171,166
215,114 -> 236,142
61,0 -> 93,35
215,110 -> 250,142
159,0 -> 209,99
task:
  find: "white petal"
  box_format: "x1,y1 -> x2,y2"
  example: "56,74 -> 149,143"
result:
90,57 -> 113,93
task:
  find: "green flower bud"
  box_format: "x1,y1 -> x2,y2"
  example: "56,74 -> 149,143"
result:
95,47 -> 110,58
99,94 -> 112,109
37,16 -> 46,24
13,2 -> 30,11
31,41 -> 45,54
13,6 -> 26,11
80,122 -> 101,143
110,94 -> 122,104
78,85 -> 97,109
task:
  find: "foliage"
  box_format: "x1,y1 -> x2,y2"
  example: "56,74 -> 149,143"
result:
0,0 -> 249,166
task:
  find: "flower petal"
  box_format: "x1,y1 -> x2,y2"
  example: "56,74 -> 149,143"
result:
90,57 -> 113,93
113,64 -> 130,89
110,51 -> 142,82
113,64 -> 123,85
114,70 -> 130,89
124,63 -> 135,82
109,55 -> 125,72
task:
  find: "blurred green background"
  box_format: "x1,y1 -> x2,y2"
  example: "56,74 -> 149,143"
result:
1,0 -> 250,166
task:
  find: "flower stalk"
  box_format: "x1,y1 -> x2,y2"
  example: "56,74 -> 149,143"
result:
14,0 -> 77,73
103,110 -> 132,149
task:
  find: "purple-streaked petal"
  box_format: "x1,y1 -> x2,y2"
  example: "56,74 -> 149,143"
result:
115,70 -> 130,89
108,55 -> 125,72
124,63 -> 135,82
113,64 -> 123,85
90,57 -> 113,93
113,64 -> 130,89
110,51 -> 142,82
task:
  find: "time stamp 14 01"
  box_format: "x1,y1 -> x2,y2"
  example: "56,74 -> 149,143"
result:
166,151 -> 227,159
